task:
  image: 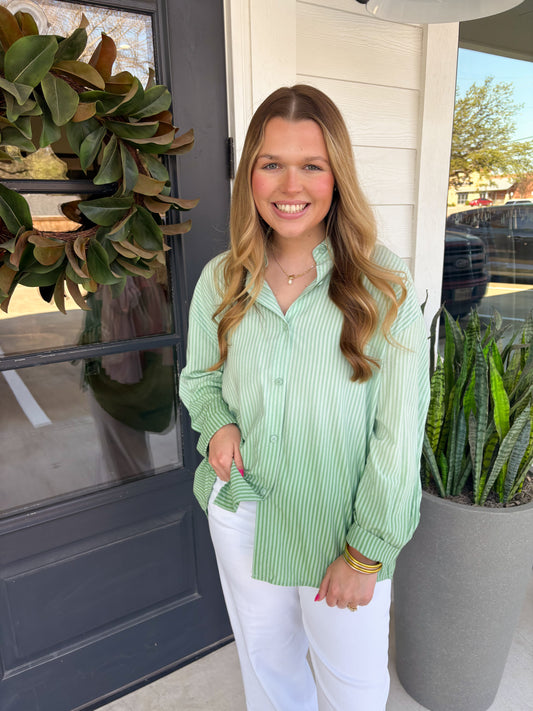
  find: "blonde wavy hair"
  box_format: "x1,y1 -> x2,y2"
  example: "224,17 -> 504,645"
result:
212,84 -> 407,381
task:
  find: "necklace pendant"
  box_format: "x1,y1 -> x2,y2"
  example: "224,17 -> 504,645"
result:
288,275 -> 295,285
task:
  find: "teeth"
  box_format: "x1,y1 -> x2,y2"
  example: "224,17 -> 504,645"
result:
275,203 -> 307,214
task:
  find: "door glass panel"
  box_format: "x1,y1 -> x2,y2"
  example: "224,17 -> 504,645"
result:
0,347 -> 182,517
444,48 -> 533,325
0,0 -> 155,181
0,219 -> 173,357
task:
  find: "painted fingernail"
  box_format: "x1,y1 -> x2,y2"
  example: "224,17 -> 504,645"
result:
314,594 -> 320,602
238,467 -> 244,477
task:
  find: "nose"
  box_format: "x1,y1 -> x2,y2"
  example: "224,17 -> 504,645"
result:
281,167 -> 302,194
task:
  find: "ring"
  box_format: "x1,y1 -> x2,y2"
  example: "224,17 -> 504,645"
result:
347,603 -> 358,612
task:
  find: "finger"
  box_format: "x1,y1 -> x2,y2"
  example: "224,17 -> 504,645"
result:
315,574 -> 329,602
233,445 -> 244,476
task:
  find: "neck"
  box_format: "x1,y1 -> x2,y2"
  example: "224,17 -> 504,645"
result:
270,232 -> 325,261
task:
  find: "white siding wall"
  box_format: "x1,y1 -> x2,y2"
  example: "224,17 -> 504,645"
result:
224,0 -> 459,321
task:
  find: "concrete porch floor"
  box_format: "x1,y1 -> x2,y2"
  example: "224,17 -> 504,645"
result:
99,573 -> 533,711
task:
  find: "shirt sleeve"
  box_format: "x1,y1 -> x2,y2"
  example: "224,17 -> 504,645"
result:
345,293 -> 430,568
179,257 -> 238,457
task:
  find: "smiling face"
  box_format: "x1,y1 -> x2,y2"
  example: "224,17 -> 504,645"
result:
251,117 -> 335,248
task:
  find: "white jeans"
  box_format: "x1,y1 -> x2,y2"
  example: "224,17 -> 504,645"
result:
208,481 -> 391,711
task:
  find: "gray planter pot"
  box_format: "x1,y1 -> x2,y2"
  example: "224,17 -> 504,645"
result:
393,490 -> 533,711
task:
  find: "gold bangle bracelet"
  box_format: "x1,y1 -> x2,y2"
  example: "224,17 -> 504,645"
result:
344,545 -> 382,573
343,552 -> 382,575
344,552 -> 382,572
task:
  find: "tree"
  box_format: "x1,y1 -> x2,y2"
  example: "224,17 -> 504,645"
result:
450,76 -> 533,188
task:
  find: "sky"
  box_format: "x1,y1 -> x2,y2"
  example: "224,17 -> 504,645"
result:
456,48 -> 533,141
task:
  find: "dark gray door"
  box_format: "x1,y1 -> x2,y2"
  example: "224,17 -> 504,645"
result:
0,2 -> 231,710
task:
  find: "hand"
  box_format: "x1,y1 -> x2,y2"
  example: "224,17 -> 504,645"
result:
315,556 -> 377,610
208,424 -> 243,482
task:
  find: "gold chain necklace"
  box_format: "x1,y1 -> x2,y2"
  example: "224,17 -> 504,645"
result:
271,251 -> 316,285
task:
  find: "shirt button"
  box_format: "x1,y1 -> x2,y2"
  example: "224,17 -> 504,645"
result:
274,377 -> 284,386
270,435 -> 278,444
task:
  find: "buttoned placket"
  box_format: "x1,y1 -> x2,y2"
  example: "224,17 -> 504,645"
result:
250,242 -> 333,497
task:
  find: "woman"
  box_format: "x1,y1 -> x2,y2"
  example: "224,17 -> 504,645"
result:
179,85 -> 430,710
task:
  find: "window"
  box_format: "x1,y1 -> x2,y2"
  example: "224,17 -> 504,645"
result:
0,1 -> 184,517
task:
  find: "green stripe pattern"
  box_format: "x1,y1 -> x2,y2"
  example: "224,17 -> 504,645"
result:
179,242 -> 430,586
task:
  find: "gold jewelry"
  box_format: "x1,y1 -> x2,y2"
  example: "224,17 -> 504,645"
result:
271,251 -> 316,285
347,603 -> 358,612
343,544 -> 383,575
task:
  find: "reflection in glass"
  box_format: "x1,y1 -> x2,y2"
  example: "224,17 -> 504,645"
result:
0,347 -> 182,517
0,189 -> 173,357
0,0 -> 154,181
0,264 -> 173,358
444,48 -> 533,325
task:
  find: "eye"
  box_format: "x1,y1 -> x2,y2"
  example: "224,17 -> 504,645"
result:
261,162 -> 279,170
304,164 -> 322,171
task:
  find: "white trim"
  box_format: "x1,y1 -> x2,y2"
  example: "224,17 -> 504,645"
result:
224,0 -> 253,166
224,0 -> 296,168
413,22 -> 459,324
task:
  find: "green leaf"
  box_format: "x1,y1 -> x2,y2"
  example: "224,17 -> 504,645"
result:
426,357 -> 445,452
480,405 -> 532,505
503,414 -> 531,502
79,125 -> 107,171
0,76 -> 33,104
36,92 -> 62,147
78,196 -> 133,226
4,35 -> 58,87
422,432 -> 446,497
79,89 -> 124,113
19,265 -> 64,286
105,119 -> 159,140
119,142 -> 138,194
115,256 -> 153,277
489,352 -> 510,441
93,134 -> 122,184
141,152 -> 169,183
52,59 -> 106,91
107,208 -> 136,241
53,28 -> 87,62
0,125 -> 35,152
41,72 -> 79,125
0,183 -> 32,233
86,240 -> 121,285
109,77 -> 145,116
131,205 -> 163,250
131,85 -> 172,119
450,408 -> 467,496
65,117 -> 100,155
470,342 -> 489,502
14,114 -> 32,139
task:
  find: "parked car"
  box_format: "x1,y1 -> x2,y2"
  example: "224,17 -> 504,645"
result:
468,198 -> 493,206
505,199 -> 533,205
446,204 -> 533,283
441,230 -> 489,317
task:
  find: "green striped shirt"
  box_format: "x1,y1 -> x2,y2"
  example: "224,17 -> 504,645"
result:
179,241 -> 430,585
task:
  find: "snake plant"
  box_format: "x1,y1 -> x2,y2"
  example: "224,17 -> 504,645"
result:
423,308 -> 533,505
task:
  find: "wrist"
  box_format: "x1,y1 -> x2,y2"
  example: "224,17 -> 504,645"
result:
346,544 -> 378,567
343,543 -> 382,575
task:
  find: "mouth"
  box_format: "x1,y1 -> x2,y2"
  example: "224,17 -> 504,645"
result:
273,202 -> 308,215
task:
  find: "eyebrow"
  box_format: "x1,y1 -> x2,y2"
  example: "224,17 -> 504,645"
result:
256,153 -> 330,163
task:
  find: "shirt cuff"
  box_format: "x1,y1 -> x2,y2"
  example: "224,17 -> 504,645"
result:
196,403 -> 238,457
345,522 -> 405,569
